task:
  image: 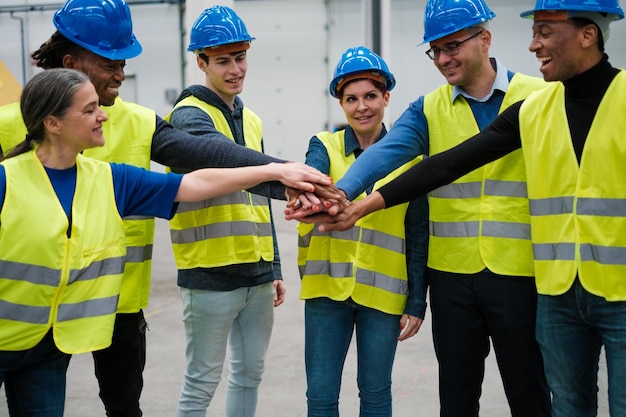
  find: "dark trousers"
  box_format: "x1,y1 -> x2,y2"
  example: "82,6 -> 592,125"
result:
92,310 -> 147,417
428,268 -> 551,417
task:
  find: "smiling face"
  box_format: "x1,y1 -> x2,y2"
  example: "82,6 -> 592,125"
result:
339,79 -> 389,138
65,50 -> 126,107
429,28 -> 490,88
50,82 -> 109,152
529,19 -> 596,82
199,50 -> 247,108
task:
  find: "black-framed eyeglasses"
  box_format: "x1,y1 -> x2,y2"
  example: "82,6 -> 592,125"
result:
425,30 -> 484,60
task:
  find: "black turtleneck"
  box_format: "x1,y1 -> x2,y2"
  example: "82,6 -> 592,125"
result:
564,54 -> 619,161
380,55 -> 621,208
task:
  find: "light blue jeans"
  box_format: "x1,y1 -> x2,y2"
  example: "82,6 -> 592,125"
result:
304,297 -> 401,417
176,283 -> 274,417
536,279 -> 626,417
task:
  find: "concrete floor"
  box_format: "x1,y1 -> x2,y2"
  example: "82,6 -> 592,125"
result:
0,207 -> 610,416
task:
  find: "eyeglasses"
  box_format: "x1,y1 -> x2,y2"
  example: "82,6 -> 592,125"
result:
425,30 -> 484,60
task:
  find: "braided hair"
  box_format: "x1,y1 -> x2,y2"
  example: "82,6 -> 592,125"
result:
31,31 -> 84,70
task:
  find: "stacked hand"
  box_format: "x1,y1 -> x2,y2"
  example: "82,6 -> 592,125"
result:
284,188 -> 387,232
284,184 -> 350,218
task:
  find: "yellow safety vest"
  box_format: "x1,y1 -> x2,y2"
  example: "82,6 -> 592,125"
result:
298,130 -> 421,315
423,73 -> 546,276
0,151 -> 126,354
0,102 -> 25,154
165,95 -> 273,269
519,71 -> 626,300
0,97 -> 156,314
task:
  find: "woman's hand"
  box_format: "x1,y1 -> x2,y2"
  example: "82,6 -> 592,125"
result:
398,314 -> 423,341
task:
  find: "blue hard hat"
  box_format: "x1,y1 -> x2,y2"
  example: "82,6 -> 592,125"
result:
329,46 -> 396,99
188,5 -> 255,53
521,0 -> 624,43
521,0 -> 624,20
53,0 -> 142,60
421,0 -> 496,44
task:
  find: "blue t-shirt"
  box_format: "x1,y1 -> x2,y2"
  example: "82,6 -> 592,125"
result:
0,162 -> 182,220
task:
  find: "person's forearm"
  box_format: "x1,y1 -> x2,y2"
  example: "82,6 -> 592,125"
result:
151,117 -> 285,171
379,107 -> 522,208
177,164 -> 279,202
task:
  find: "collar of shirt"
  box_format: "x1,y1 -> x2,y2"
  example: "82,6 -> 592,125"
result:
451,57 -> 510,103
343,124 -> 388,158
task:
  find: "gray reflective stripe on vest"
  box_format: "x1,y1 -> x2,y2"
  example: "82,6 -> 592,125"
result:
430,221 -> 479,237
484,180 -> 527,197
431,220 -> 530,239
530,197 -> 574,216
534,242 -> 626,265
122,215 -> 153,221
580,243 -> 626,265
533,242 -> 576,261
577,198 -> 626,216
482,221 -> 531,240
125,245 -> 153,263
298,260 -> 353,278
430,182 -> 482,198
57,294 -> 120,322
0,299 -> 50,324
0,259 -> 60,286
356,269 -> 408,295
176,192 -> 266,214
68,256 -> 126,285
171,221 -> 272,244
298,227 -> 361,249
360,229 -> 404,254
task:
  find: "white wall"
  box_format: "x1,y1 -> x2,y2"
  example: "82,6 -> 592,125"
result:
2,0 -> 625,163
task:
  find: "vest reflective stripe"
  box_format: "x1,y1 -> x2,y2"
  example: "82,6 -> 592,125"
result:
0,152 -> 126,353
299,259 -> 354,278
298,130 -> 420,315
429,181 -> 482,198
532,243 -> 576,261
0,260 -> 60,285
485,180 -> 527,197
519,71 -> 626,299
423,73 -> 546,276
123,215 -> 153,221
171,221 -> 273,244
483,221 -> 531,239
175,193 -> 268,213
68,256 -> 126,284
0,300 -> 50,324
57,296 -> 120,321
357,269 -> 409,295
0,99 -> 155,314
166,96 -> 273,269
125,245 -> 153,263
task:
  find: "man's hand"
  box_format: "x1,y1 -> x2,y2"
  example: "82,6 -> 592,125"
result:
273,280 -> 286,307
275,162 -> 333,192
285,183 -> 350,218
286,191 -> 387,232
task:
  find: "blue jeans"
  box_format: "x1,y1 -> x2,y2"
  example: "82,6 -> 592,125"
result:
0,330 -> 71,417
536,279 -> 626,417
176,283 -> 274,417
304,297 -> 401,417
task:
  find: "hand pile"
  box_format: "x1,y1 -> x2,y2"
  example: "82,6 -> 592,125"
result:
284,183 -> 350,220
